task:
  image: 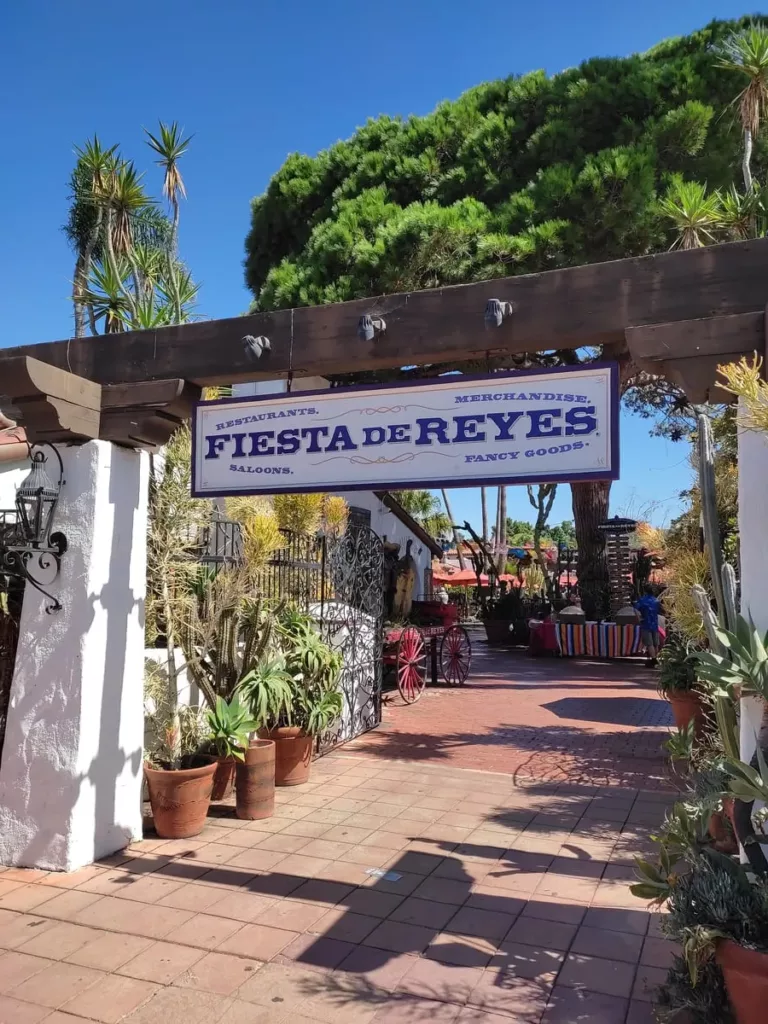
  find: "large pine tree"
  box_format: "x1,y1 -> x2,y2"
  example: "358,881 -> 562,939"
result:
243,16 -> 765,615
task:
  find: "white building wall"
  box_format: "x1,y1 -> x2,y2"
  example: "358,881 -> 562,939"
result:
0,442 -> 149,871
0,460 -> 28,509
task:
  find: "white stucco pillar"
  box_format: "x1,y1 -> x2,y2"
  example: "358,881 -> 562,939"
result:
0,441 -> 149,871
737,408 -> 768,763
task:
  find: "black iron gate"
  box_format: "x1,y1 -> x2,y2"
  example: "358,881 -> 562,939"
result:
259,524 -> 384,755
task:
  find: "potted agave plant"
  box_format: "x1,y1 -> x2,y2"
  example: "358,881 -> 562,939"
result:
205,694 -> 259,801
657,631 -> 709,736
241,610 -> 343,786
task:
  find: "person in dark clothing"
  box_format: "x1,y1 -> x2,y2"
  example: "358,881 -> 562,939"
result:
634,583 -> 662,667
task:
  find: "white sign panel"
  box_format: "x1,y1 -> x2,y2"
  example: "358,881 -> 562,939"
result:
192,365 -> 619,497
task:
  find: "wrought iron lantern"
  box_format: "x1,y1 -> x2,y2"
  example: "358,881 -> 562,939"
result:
1,444 -> 67,613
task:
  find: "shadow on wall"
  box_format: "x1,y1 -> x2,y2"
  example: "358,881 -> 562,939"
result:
0,443 -> 145,871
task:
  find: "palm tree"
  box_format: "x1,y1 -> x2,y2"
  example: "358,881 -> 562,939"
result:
494,486 -> 507,573
440,489 -> 466,570
65,136 -> 118,336
657,178 -> 723,250
144,121 -> 192,253
481,487 -> 489,543
716,22 -> 768,190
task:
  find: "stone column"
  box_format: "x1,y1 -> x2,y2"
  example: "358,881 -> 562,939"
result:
737,407 -> 768,764
0,441 -> 149,871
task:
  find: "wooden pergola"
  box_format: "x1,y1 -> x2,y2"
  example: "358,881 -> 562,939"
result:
1,237 -> 766,443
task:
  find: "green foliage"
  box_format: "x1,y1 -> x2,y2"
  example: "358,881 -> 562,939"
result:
657,631 -> 700,696
278,609 -> 344,737
206,695 -> 259,761
696,614 -> 768,703
656,956 -> 734,1024
238,654 -> 295,730
392,490 -> 451,537
245,17 -> 767,310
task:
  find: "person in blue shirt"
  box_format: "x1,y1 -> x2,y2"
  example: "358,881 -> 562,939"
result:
634,584 -> 662,667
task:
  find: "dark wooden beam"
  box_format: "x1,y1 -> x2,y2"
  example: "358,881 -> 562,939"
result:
2,238 -> 767,387
625,311 -> 763,363
100,379 -> 201,450
0,357 -> 101,443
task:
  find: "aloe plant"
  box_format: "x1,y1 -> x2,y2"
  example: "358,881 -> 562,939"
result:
206,695 -> 259,761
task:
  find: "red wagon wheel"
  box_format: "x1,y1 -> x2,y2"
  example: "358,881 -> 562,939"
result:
397,626 -> 427,704
440,625 -> 472,685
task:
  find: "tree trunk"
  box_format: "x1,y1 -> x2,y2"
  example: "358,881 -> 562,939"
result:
72,252 -> 87,338
441,489 -> 465,570
495,486 -> 507,573
571,480 -> 611,619
743,128 -> 753,192
481,487 -> 488,543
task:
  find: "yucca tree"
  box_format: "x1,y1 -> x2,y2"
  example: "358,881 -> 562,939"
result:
65,136 -> 118,336
144,121 -> 192,253
716,22 -> 768,190
657,178 -> 723,249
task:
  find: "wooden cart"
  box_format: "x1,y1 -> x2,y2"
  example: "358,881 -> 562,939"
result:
383,602 -> 472,704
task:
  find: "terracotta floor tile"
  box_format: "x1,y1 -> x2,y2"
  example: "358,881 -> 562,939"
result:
345,888 -> 405,919
364,920 -> 435,955
310,907 -> 379,943
0,994 -> 51,1022
10,960 -> 103,1008
371,996 -> 462,1023
0,951 -> 54,993
0,881 -> 23,900
341,845 -> 400,868
240,815 -> 295,833
428,858 -> 494,887
257,832 -> 315,855
35,888 -> 104,921
287,878 -> 355,907
218,923 -> 299,960
646,914 -> 669,939
65,931 -> 153,972
313,860 -> 370,885
299,839 -> 355,861
167,911 -> 245,950
245,872 -> 305,898
535,874 -> 599,903
640,935 -> 677,968
322,824 -> 376,845
446,905 -> 518,941
237,960 -> 321,1008
154,860 -> 212,882
389,851 -> 444,877
280,819 -> 333,840
541,985 -> 628,1023
119,985 -> 231,1023
112,874 -> 185,904
78,896 -> 195,939
582,906 -> 649,936
390,897 -> 457,931
275,854 -> 331,879
463,888 -> 527,918
199,865 -> 257,890
456,1007 -> 536,1024
16,922 -> 101,960
118,939 -> 203,983
626,998 -> 656,1023
205,890 -> 275,922
0,885 -> 58,913
590,881 -> 639,909
358,831 -> 409,851
491,941 -> 565,982
466,971 -> 551,1020
336,946 -> 417,992
505,916 -> 578,953
631,964 -> 667,1002
411,876 -> 472,906
0,913 -> 55,950
425,932 -> 497,968
304,810 -> 352,826
60,972 -> 158,1023
254,899 -> 328,932
558,953 -> 636,999
276,932 -> 356,970
398,958 -> 484,1005
227,848 -> 288,872
37,866 -> 102,889
157,882 -> 224,913
173,949 -> 262,995
572,925 -> 644,964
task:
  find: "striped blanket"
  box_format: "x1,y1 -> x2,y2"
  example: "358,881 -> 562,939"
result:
556,622 -> 643,658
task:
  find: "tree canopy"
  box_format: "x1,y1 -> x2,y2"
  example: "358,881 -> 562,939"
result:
245,17 -> 766,312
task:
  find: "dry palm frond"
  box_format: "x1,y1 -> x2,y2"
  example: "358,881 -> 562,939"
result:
144,121 -> 192,203
715,23 -> 768,137
635,521 -> 667,553
718,355 -> 768,434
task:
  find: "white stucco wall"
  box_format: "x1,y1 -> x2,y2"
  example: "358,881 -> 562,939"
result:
737,412 -> 768,763
0,441 -> 149,871
0,460 -> 28,509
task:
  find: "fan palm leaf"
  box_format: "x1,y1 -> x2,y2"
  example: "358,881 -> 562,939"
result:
144,121 -> 192,251
657,179 -> 723,250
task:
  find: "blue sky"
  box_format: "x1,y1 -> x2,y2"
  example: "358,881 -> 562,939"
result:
1,0 -> 748,530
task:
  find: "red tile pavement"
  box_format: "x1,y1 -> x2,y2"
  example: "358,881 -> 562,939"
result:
347,633 -> 673,789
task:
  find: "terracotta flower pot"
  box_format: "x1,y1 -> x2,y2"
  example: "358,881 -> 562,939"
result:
668,690 -> 708,738
716,939 -> 768,1024
708,807 -> 738,855
235,740 -> 276,820
210,755 -> 236,801
264,726 -> 314,786
144,761 -> 216,839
